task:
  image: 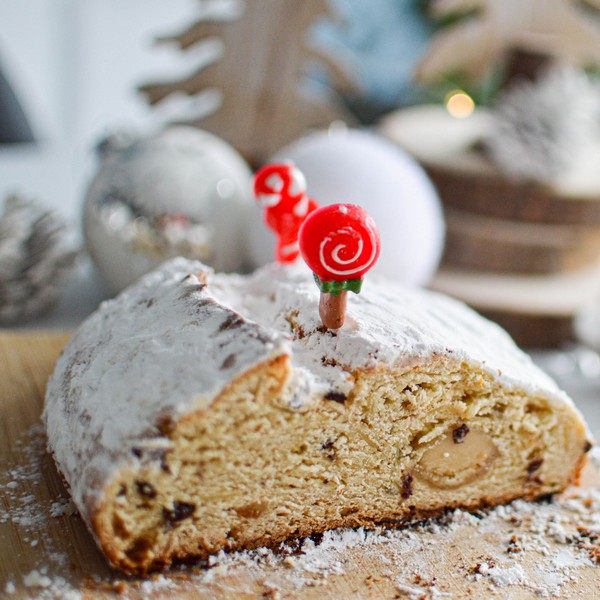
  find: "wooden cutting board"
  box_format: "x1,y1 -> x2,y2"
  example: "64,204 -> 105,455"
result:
1,332 -> 600,599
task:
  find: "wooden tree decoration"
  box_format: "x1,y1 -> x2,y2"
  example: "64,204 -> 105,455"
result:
139,0 -> 356,162
416,0 -> 600,83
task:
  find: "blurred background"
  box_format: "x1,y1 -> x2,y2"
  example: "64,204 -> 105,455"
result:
3,0 -> 600,429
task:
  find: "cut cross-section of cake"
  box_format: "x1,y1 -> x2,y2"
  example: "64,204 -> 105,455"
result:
44,258 -> 592,575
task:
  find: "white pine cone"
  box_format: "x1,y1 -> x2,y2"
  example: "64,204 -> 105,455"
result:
0,195 -> 78,324
485,67 -> 600,183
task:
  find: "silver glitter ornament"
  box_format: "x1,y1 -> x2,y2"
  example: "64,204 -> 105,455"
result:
83,126 -> 253,293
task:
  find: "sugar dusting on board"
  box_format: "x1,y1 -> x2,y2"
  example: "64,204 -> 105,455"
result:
1,426 -> 82,599
2,425 -> 600,597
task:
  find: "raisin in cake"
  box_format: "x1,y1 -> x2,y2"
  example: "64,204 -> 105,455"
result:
44,258 -> 592,575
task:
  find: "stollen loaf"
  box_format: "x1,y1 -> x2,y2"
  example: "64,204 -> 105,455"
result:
44,258 -> 592,574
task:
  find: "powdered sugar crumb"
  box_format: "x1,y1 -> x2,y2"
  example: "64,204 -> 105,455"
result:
23,569 -> 52,588
139,574 -> 176,595
487,563 -> 527,586
49,499 -> 76,518
396,580 -> 449,598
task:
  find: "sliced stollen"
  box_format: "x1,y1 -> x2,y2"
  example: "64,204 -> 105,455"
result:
44,258 -> 592,575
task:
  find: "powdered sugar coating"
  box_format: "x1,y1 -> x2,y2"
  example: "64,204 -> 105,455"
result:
211,261 -> 581,411
44,258 -> 587,522
43,259 -> 287,518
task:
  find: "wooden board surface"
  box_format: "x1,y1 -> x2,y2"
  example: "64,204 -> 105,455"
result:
1,332 -> 600,598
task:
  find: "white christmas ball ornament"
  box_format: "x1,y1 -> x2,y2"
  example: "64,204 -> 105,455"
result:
84,126 -> 253,293
247,128 -> 445,286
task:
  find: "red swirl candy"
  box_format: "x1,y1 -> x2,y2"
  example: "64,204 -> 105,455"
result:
299,204 -> 380,282
253,162 -> 318,263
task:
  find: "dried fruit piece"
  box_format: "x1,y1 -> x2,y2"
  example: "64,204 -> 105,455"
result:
324,391 -> 347,403
162,501 -> 196,523
135,481 -> 157,499
401,474 -> 414,499
452,424 -> 470,444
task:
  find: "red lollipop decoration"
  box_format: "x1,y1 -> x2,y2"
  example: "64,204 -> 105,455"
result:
253,163 -> 319,263
299,203 -> 381,329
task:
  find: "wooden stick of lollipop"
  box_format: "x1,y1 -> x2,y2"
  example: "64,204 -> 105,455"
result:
298,204 -> 381,329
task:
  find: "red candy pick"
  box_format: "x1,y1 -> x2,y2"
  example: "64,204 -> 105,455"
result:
299,204 -> 381,329
253,163 -> 319,263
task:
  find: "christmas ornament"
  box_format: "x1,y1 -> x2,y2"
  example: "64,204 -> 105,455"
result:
485,66 -> 600,183
247,128 -> 444,286
253,163 -> 319,263
83,126 -> 253,293
299,203 -> 380,329
0,195 -> 78,324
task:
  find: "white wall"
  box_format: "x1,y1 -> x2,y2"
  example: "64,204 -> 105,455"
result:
0,0 -> 200,224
